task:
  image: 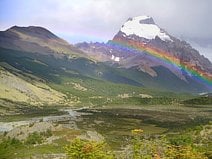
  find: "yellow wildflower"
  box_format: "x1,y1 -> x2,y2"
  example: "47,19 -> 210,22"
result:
131,129 -> 144,135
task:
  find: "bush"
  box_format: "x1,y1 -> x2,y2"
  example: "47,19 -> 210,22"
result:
25,132 -> 43,145
129,129 -> 208,159
64,138 -> 114,159
169,134 -> 193,146
0,137 -> 23,158
0,137 -> 22,148
40,129 -> 52,138
3,131 -> 7,136
130,129 -> 168,159
165,145 -> 208,159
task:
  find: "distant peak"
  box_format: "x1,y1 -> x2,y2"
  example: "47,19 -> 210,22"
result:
9,25 -> 51,33
8,25 -> 58,39
9,25 -> 19,30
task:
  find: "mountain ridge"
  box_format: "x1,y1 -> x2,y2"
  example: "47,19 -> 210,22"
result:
0,17 -> 211,93
0,25 -> 85,58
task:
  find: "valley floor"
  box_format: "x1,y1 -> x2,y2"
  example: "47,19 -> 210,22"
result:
0,102 -> 211,159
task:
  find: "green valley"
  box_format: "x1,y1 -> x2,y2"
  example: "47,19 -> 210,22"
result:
0,23 -> 211,159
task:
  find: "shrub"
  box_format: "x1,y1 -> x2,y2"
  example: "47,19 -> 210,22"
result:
165,145 -> 208,159
0,137 -> 23,158
40,129 -> 52,138
131,129 -> 168,159
64,138 -> 114,159
25,132 -> 43,145
130,129 -> 208,159
169,134 -> 193,146
3,131 -> 7,136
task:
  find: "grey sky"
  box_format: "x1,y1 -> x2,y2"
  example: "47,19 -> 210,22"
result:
0,0 -> 211,60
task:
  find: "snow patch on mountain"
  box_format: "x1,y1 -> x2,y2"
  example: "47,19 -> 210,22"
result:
120,16 -> 172,41
111,55 -> 120,62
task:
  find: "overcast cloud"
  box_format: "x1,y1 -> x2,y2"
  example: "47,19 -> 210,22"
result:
0,0 -> 211,60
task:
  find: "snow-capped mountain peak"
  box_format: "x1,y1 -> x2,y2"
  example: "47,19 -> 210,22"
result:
120,15 -> 172,41
75,15 -> 212,92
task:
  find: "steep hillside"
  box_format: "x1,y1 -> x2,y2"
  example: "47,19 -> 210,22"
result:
0,65 -> 66,105
1,47 -> 208,94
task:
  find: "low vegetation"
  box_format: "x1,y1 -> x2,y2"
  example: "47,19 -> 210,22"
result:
64,125 -> 211,159
1,121 -> 211,159
0,129 -> 53,158
65,138 -> 114,159
182,96 -> 212,105
25,130 -> 52,145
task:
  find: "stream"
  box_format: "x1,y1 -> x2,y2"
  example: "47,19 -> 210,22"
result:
0,108 -> 167,148
0,109 -> 81,132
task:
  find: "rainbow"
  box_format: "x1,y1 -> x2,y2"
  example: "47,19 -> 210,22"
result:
110,38 -> 212,89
